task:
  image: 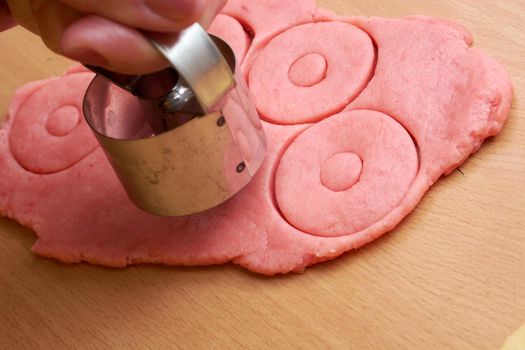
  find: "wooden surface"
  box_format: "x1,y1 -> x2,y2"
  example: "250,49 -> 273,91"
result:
1,1 -> 524,349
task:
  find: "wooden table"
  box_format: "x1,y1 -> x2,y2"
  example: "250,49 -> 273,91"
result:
1,1 -> 523,349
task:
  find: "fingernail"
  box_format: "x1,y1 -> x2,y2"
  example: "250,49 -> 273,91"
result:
62,47 -> 108,67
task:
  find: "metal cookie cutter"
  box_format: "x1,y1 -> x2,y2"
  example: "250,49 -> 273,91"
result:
83,24 -> 266,216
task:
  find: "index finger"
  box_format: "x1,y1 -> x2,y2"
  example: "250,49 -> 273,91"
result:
61,0 -> 226,32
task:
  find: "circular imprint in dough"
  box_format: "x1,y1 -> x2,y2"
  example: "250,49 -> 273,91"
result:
321,152 -> 363,192
249,22 -> 375,125
45,106 -> 80,136
9,73 -> 99,174
289,53 -> 327,87
275,110 -> 418,237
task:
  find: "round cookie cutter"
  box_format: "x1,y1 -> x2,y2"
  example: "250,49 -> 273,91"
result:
83,24 -> 266,216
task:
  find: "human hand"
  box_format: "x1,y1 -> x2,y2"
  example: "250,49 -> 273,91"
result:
3,0 -> 226,74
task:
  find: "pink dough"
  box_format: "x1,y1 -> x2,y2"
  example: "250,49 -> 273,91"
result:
275,110 -> 418,237
8,74 -> 99,174
249,21 -> 375,124
208,14 -> 251,64
0,0 -> 512,275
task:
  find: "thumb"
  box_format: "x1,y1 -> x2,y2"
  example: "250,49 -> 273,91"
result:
60,15 -> 168,74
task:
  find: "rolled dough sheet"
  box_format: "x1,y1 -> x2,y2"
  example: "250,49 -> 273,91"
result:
0,0 -> 512,275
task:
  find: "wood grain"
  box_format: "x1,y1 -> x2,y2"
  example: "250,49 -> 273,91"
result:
1,1 -> 524,349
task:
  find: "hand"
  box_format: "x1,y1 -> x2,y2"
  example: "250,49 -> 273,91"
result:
4,0 -> 226,74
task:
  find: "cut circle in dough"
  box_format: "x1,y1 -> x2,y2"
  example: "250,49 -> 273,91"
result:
249,21 -> 375,125
45,105 -> 80,137
275,110 -> 419,237
289,53 -> 327,87
9,73 -> 98,174
321,152 -> 363,192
